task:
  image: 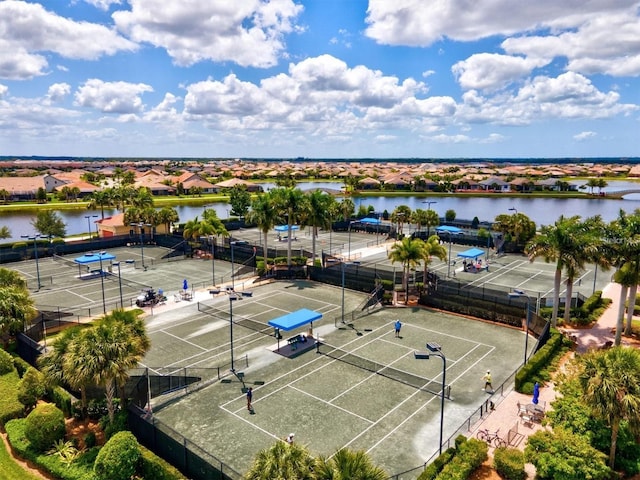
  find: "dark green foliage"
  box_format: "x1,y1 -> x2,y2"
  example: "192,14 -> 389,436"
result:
51,386 -> 73,417
454,434 -> 467,449
547,375 -> 640,476
515,329 -> 566,392
84,431 -> 97,449
139,445 -> 187,480
0,369 -> 24,427
12,354 -> 31,377
418,447 -> 456,480
436,438 -> 487,480
0,347 -> 13,374
524,428 -> 610,480
17,366 -> 47,410
101,410 -> 127,440
493,447 -> 526,480
256,260 -> 267,275
24,403 -> 66,452
380,279 -> 393,291
6,418 -> 100,480
93,431 -> 141,480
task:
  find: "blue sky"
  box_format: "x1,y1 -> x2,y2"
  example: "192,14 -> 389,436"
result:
1,0 -> 639,159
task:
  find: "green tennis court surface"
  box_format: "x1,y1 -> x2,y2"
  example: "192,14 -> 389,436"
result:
143,280 -> 527,478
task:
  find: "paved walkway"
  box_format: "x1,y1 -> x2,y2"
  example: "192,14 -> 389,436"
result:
468,282 -> 635,476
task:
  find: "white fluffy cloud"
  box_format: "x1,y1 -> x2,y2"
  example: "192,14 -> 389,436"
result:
74,79 -> 153,113
0,0 -> 136,80
112,0 -> 303,68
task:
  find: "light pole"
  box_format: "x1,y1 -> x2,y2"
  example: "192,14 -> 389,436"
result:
131,223 -> 151,270
85,214 -> 98,240
414,342 -> 446,455
21,234 -> 42,290
229,292 -> 238,371
201,236 -> 216,286
230,240 -> 247,290
347,220 -> 353,261
508,207 -> 518,215
112,261 -> 123,308
509,289 -> 532,365
422,201 -> 437,238
97,251 -> 107,314
341,260 -> 360,324
446,232 -> 453,278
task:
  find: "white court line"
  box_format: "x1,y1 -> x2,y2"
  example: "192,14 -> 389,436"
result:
288,385 -> 374,424
158,329 -> 208,351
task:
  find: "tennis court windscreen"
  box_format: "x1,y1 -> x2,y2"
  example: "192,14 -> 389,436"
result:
319,343 -> 450,398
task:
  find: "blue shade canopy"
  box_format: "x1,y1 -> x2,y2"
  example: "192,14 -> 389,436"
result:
74,252 -> 115,264
435,226 -> 463,234
268,308 -> 322,331
359,217 -> 381,224
274,225 -> 300,232
457,248 -> 485,259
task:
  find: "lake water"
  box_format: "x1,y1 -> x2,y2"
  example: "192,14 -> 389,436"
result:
3,180 -> 640,241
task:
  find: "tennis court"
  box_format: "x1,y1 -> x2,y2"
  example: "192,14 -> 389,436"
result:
144,280 -> 527,478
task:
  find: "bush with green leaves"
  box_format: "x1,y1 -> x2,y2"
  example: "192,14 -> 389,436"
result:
93,430 -> 141,480
0,347 -> 13,374
417,447 -> 456,480
139,445 -> 186,480
525,427 -> 610,480
17,366 -> 48,410
436,438 -> 487,480
24,402 -> 66,452
493,447 -> 525,480
0,368 -> 23,427
12,354 -> 31,377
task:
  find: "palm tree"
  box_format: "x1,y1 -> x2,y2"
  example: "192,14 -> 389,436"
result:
421,235 -> 447,285
578,347 -> 640,468
86,189 -> 114,219
183,216 -> 215,242
273,187 -> 308,266
131,187 -> 154,209
560,215 -> 603,323
303,190 -> 336,266
391,206 -> 412,236
0,270 -> 36,348
525,215 -> 584,327
39,326 -> 91,417
245,440 -> 316,480
315,448 -> 387,480
388,236 -> 425,303
604,210 -> 640,344
156,206 -> 179,234
69,310 -> 149,423
0,226 -> 10,239
246,191 -> 279,264
339,198 -> 355,221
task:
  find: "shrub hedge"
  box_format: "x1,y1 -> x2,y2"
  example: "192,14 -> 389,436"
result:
0,348 -> 13,374
0,369 -> 24,427
24,403 -> 66,452
17,367 -> 48,410
5,417 -> 99,480
493,447 -> 526,480
139,445 -> 187,480
515,328 -> 566,392
435,438 -> 487,480
93,431 -> 141,480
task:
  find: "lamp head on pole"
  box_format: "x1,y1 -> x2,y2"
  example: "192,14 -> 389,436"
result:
427,342 -> 442,352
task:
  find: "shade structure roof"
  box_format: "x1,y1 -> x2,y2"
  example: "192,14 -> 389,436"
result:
268,308 -> 322,331
435,226 -> 463,234
457,247 -> 485,259
274,225 -> 300,232
359,217 -> 381,224
74,252 -> 115,264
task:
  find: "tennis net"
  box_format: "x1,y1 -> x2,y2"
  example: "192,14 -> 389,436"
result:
319,343 -> 450,398
52,254 -> 78,269
197,301 -> 274,336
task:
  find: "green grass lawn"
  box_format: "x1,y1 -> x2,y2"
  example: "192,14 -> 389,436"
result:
0,434 -> 43,480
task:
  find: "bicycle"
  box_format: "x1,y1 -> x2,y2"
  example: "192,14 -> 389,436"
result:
476,428 -> 507,448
